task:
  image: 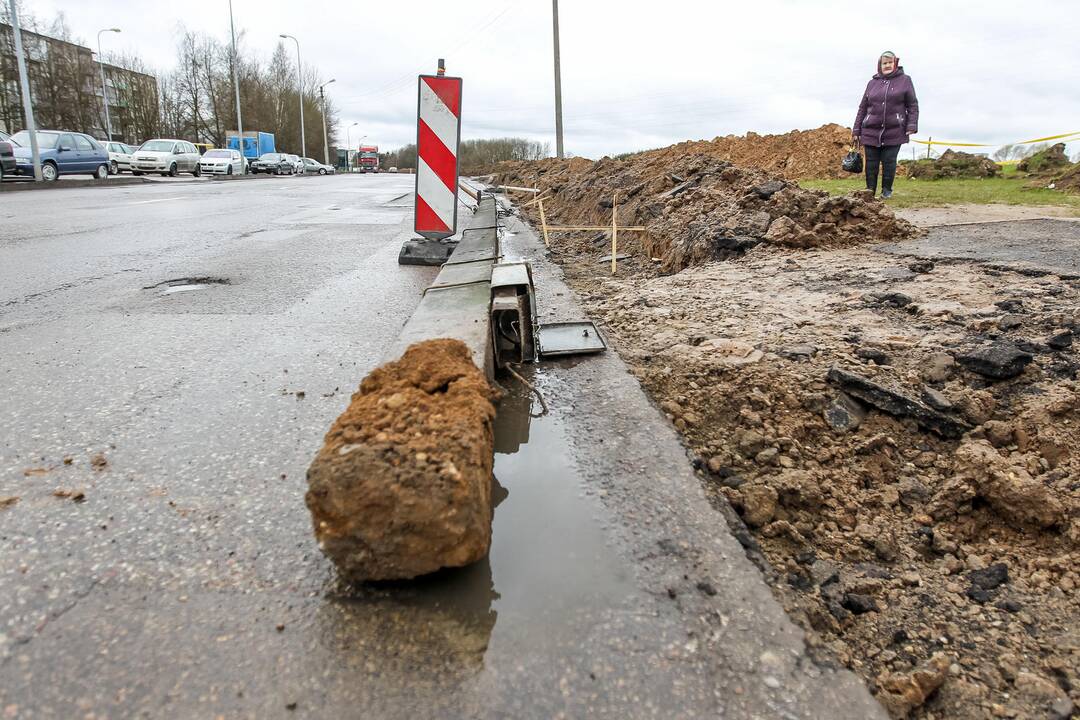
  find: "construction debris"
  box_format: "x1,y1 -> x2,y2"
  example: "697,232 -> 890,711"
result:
640,123 -> 858,180
305,339 -> 499,582
514,180 -> 1080,719
497,153 -> 917,274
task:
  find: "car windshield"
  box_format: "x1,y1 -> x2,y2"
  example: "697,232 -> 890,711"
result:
12,131 -> 59,149
140,140 -> 175,152
258,153 -> 281,161
204,150 -> 232,158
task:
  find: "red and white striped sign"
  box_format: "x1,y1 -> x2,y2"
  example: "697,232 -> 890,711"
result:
414,74 -> 463,239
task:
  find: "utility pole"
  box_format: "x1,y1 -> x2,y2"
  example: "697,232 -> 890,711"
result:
551,0 -> 564,159
318,79 -> 335,166
97,28 -> 121,141
280,34 -> 305,157
229,0 -> 245,172
8,0 -> 41,180
346,122 -> 358,171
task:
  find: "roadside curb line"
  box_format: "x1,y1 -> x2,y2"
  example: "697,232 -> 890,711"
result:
385,195 -> 498,375
0,177 -> 155,192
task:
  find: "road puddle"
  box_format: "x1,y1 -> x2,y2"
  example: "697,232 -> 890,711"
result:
319,367 -> 631,672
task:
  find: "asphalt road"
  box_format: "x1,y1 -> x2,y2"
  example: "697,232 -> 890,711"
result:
0,176 -> 884,718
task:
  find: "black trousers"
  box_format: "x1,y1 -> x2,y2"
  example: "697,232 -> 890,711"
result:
864,144 -> 901,193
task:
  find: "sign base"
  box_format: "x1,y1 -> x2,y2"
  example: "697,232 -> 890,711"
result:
398,238 -> 459,266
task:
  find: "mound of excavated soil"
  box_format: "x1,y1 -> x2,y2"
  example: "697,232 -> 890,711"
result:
1018,143 -> 1073,175
497,153 -> 917,273
1053,163 -> 1080,194
645,123 -> 855,180
547,243 -> 1080,720
306,338 -> 499,582
908,150 -> 1000,180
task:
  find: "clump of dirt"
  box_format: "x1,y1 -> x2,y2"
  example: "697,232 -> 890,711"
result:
1018,143 -> 1073,175
644,123 -> 857,180
496,153 -> 917,274
1052,163 -> 1080,194
908,150 -> 1000,180
305,338 -> 499,582
538,230 -> 1080,718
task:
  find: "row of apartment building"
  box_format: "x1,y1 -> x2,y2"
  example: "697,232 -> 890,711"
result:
0,22 -> 158,145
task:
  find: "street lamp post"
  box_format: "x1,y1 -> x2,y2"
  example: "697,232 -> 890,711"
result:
551,0 -> 564,159
8,0 -> 41,180
279,33 -> 305,158
228,0 -> 245,172
97,27 -> 121,142
318,79 -> 335,166
346,122 -> 358,171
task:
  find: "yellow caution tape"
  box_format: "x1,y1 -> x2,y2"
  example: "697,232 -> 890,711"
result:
1013,130 -> 1080,145
911,139 -> 993,147
909,131 -> 1080,148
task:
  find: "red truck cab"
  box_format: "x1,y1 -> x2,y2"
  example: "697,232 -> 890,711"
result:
357,145 -> 379,173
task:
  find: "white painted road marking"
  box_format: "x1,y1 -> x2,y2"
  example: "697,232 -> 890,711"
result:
125,196 -> 190,206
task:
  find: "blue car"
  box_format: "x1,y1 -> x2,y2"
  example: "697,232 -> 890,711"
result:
10,130 -> 110,182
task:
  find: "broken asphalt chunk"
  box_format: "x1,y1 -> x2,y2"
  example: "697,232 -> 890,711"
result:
956,342 -> 1033,380
826,366 -> 972,438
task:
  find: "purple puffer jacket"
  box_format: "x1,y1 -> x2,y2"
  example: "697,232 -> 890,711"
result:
854,67 -> 919,147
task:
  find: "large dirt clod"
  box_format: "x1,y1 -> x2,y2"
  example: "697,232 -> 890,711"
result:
305,339 -> 499,582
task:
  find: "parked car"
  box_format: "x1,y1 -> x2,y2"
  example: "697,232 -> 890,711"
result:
103,141 -> 135,174
250,152 -> 294,175
301,157 -> 335,175
0,130 -> 15,179
9,130 -> 110,181
131,139 -> 202,177
199,148 -> 244,176
388,166 -> 398,173
285,154 -> 303,174
193,143 -> 214,156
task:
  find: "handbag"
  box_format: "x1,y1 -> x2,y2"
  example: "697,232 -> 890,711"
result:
842,143 -> 863,174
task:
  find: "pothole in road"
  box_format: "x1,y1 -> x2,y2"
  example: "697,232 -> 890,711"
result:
143,277 -> 232,295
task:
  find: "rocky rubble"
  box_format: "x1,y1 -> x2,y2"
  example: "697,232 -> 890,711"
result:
496,153 -> 918,274
535,233 -> 1080,718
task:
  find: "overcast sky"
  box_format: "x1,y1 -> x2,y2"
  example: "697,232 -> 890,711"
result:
30,0 -> 1080,158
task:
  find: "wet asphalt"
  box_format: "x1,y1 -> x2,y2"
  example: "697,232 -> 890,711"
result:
0,175 -> 887,718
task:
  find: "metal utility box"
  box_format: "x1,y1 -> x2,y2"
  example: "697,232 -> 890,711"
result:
490,262 -> 536,368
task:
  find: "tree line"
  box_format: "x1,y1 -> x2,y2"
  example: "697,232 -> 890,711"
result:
0,5 -> 337,156
380,137 -> 550,174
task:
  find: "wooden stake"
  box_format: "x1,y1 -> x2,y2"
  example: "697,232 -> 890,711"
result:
611,191 -> 618,275
538,198 -> 550,248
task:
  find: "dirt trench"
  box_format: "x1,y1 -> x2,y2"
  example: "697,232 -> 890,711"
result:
509,173 -> 1080,718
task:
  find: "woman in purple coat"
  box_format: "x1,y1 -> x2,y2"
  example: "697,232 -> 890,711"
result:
853,51 -> 919,198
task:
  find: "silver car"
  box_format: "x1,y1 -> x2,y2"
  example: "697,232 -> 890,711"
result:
285,154 -> 303,174
199,148 -> 244,176
103,142 -> 135,174
301,157 -> 335,175
131,139 -> 202,177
